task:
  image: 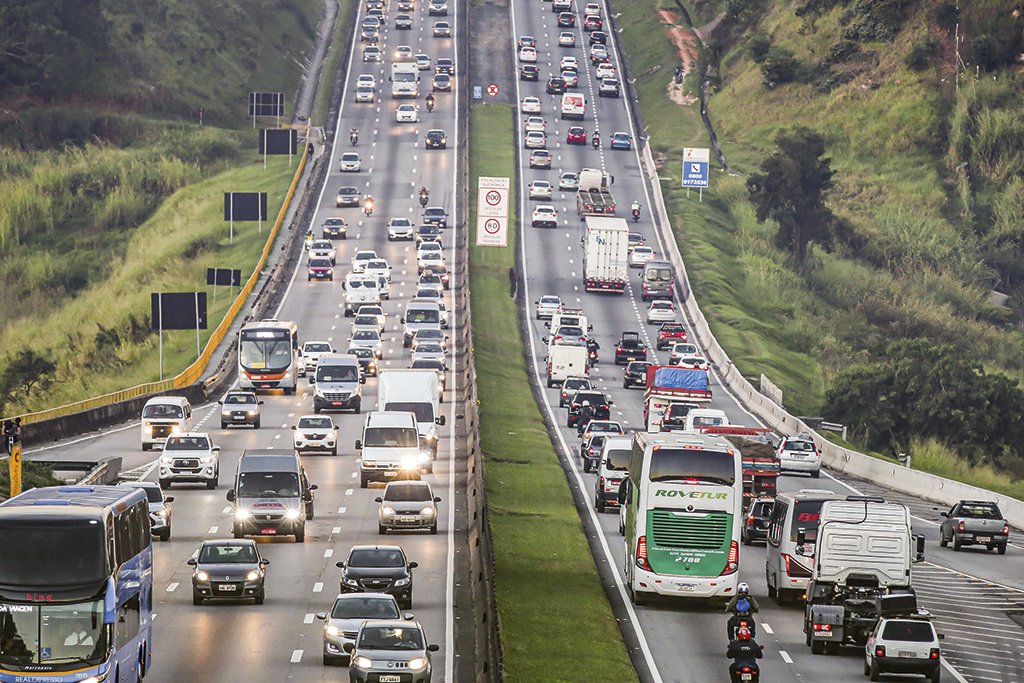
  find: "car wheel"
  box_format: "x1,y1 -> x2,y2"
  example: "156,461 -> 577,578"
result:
294,527 -> 305,543
929,666 -> 941,683
220,421 -> 228,429
939,534 -> 948,547
863,657 -> 870,676
999,543 -> 1008,555
811,469 -> 821,479
869,658 -> 880,681
595,495 -> 606,513
254,588 -> 265,605
159,528 -> 171,542
158,479 -> 170,490
192,593 -> 203,606
953,537 -> 962,551
360,474 -> 369,489
430,523 -> 438,535
142,443 -> 151,452
206,477 -> 217,490
379,524 -> 387,534
254,419 -> 261,429
233,529 -> 244,539
352,399 -> 361,413
811,640 -> 825,655
742,531 -> 751,546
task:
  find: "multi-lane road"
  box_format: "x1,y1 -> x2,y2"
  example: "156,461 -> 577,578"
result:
19,0 -> 1024,681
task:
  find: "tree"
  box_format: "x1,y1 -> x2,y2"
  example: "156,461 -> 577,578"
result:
746,127 -> 836,271
1,350 -> 57,398
759,46 -> 801,87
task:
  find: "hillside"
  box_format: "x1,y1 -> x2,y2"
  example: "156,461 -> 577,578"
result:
618,0 -> 1024,484
0,0 -> 321,414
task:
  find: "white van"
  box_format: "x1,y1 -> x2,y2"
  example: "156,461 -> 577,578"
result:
548,308 -> 590,335
140,396 -> 192,450
546,345 -> 589,387
765,489 -> 845,604
377,370 -> 445,469
560,92 -> 586,120
684,408 -> 729,432
355,411 -> 423,487
343,274 -> 382,316
402,301 -> 443,347
312,354 -> 365,413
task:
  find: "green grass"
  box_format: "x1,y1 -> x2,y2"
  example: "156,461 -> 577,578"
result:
311,0 -> 357,129
617,3 -> 1024,493
469,104 -> 639,683
0,460 -> 63,502
0,156 -> 296,413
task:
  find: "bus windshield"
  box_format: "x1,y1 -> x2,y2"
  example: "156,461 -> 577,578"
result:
648,448 -> 735,486
0,522 -> 106,587
0,600 -> 108,669
239,338 -> 292,372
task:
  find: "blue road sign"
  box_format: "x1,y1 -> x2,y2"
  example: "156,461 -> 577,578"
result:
681,161 -> 709,188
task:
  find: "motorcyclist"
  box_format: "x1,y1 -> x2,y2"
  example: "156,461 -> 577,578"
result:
425,93 -> 435,112
304,227 -> 314,249
726,628 -> 762,683
726,583 -> 760,640
592,131 -> 600,149
586,337 -> 600,364
577,400 -> 596,437
419,186 -> 430,207
363,195 -> 375,216
350,128 -> 359,145
631,201 -> 642,222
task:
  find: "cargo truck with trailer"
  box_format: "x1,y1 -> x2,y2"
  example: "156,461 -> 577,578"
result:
582,216 -> 629,293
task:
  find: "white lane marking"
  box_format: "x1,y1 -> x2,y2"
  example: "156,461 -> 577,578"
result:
338,506 -> 348,514
208,526 -> 218,534
222,506 -> 232,515
332,526 -> 342,534
313,582 -> 324,593
166,583 -> 178,592
304,613 -> 315,624
290,650 -> 303,664
779,650 -> 793,664
351,471 -> 357,478
762,623 -> 774,635
324,549 -> 334,558
345,488 -> 354,495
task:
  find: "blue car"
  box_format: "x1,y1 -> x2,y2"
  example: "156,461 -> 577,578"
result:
610,132 -> 632,150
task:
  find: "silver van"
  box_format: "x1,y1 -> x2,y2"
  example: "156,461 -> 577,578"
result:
313,354 -> 365,413
639,260 -> 675,302
140,396 -> 192,450
401,301 -> 442,347
227,449 -> 317,543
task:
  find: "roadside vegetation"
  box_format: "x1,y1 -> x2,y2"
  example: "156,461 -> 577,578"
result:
0,462 -> 62,501
469,105 -> 639,682
618,0 -> 1024,488
0,0 -> 327,415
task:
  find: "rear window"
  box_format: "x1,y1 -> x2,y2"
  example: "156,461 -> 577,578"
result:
604,448 -> 630,472
881,621 -> 934,643
959,503 -> 1002,519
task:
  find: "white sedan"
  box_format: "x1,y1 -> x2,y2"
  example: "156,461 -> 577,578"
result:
596,63 -> 616,79
535,295 -> 562,319
339,152 -> 361,172
521,96 -> 542,113
646,300 -> 676,324
309,239 -> 337,264
415,53 -> 432,70
629,246 -> 656,268
558,31 -> 576,47
531,205 -> 558,228
364,258 -> 392,283
669,342 -> 707,368
529,180 -> 553,200
417,250 -> 446,272
519,46 -> 538,62
559,56 -> 578,71
351,250 -> 378,273
524,131 -> 547,149
524,116 -> 546,132
357,74 -> 376,88
396,104 -> 420,122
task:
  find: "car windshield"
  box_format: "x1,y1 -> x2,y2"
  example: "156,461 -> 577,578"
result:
316,365 -> 358,382
331,597 -> 400,620
299,417 -> 333,429
165,436 -> 209,450
142,403 -> 184,419
385,483 -> 432,502
349,348 -> 373,359
406,309 -> 440,324
881,621 -> 935,642
237,472 -> 299,498
357,626 -> 424,650
224,393 -> 257,405
564,379 -> 590,390
349,548 -> 406,568
364,427 -> 419,448
199,544 -> 258,564
959,504 -> 1001,519
352,331 -> 379,342
309,258 -> 331,268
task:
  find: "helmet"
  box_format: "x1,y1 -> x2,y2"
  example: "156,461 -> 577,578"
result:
582,400 -> 591,407
737,582 -> 750,595
736,628 -> 751,641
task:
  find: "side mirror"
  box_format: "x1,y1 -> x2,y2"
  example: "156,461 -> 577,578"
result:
544,322 -> 551,329
433,497 -> 441,503
436,415 -> 446,426
343,643 -> 355,654
533,300 -> 539,305
428,644 -> 440,652
164,497 -> 175,503
186,558 -> 197,566
316,612 -> 328,621
938,634 -> 945,641
404,612 -> 415,621
259,400 -> 264,405
375,497 -> 383,503
309,484 -> 318,491
291,425 -> 297,430
333,426 -> 339,431
336,561 -> 346,568
408,561 -> 419,569
217,400 -> 223,405
541,337 -> 549,344
355,440 -> 363,450
400,317 -> 406,324
226,490 -> 235,502
608,399 -> 614,406
360,375 -> 367,384
261,559 -> 270,566
939,512 -> 948,518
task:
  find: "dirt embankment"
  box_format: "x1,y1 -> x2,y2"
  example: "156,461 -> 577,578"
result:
657,8 -> 700,106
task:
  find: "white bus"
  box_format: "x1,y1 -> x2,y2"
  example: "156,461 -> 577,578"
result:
622,431 -> 743,604
764,488 -> 845,604
238,319 -> 299,394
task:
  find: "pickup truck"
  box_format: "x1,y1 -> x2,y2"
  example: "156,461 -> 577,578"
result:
939,500 -> 1010,554
613,331 -> 647,364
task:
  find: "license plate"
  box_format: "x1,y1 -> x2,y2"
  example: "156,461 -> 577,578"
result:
899,651 -> 917,658
977,536 -> 991,543
233,415 -> 245,420
332,401 -> 342,406
260,528 -> 276,535
380,676 -> 401,683
218,584 -> 237,591
741,675 -> 753,682
401,516 -> 417,523
814,631 -> 833,638
675,583 -> 696,592
384,471 -> 398,477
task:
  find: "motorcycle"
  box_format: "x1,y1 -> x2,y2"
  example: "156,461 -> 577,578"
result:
419,191 -> 429,207
729,662 -> 759,683
592,135 -> 600,150
588,348 -> 599,365
363,199 -> 375,217
425,95 -> 435,113
727,613 -> 757,641
350,131 -> 358,145
304,232 -> 314,250
632,207 -> 641,223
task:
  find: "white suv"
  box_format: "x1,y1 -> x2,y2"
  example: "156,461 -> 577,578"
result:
865,617 -> 942,682
159,433 -> 220,489
292,415 -> 339,456
777,435 -> 822,478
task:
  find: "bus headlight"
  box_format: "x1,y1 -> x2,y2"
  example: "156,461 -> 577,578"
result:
285,509 -> 301,520
235,509 -> 252,520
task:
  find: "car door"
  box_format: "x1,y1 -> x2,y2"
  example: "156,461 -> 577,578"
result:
940,504 -> 957,538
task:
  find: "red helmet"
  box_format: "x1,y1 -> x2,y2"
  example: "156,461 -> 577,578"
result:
736,628 -> 752,641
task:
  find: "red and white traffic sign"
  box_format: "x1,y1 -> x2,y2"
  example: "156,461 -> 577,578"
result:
487,83 -> 499,97
476,215 -> 508,246
476,176 -> 510,247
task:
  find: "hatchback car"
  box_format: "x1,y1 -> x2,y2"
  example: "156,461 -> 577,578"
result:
345,620 -> 439,683
387,216 -> 415,241
293,415 -> 339,455
354,313 -> 385,334
532,205 -> 558,228
418,274 -> 445,294
535,294 -> 564,319
310,238 -> 337,264
416,224 -> 442,244
307,257 -> 334,282
646,300 -> 676,324
189,539 -> 269,605
524,116 -> 546,132
337,545 -> 418,608
411,341 -> 446,365
118,481 -> 173,541
318,593 -> 408,666
596,63 -> 616,79
339,152 -> 361,172
376,480 -> 442,534
363,46 -> 382,62
546,76 -> 567,94
521,96 -> 542,113
580,420 -> 626,441
865,618 -> 943,682
300,340 -> 336,378
355,85 -> 375,103
741,497 -> 775,545
396,104 -> 420,123
432,72 -> 452,91
519,46 -> 538,62
561,70 -> 579,88
559,31 -> 577,47
599,78 -> 620,97
566,126 -> 587,144
529,180 -> 553,200
432,21 -> 452,37
591,45 -> 609,63
668,342 -> 701,364
584,15 -> 603,31
610,131 -> 632,150
336,186 -> 361,207
559,171 -> 580,190
777,435 -> 821,477
520,64 -> 540,81
413,327 -> 448,348
322,217 -> 348,239
351,250 -> 378,273
560,56 -> 579,71
557,11 -> 575,26
656,321 -> 688,349
425,129 -> 447,149
530,150 -> 552,169
219,390 -> 263,428
629,246 -> 655,268
394,45 -> 415,62
518,35 -> 537,48
622,360 -> 653,389
590,30 -> 608,44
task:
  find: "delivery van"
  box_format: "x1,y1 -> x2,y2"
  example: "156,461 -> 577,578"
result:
377,370 -> 446,469
355,411 -> 423,487
226,449 -> 317,542
140,396 -> 192,450
560,92 -> 586,120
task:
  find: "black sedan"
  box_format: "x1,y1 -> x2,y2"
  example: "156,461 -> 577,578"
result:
425,129 -> 447,149
546,76 -> 566,94
614,331 -> 648,364
622,361 -> 652,389
321,217 -> 348,239
337,545 -> 418,609
423,206 -> 449,228
189,539 -> 269,605
347,347 -> 378,376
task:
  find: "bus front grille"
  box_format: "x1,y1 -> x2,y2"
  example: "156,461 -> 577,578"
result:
650,510 -> 728,549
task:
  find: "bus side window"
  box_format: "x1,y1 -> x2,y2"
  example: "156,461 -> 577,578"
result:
768,501 -> 787,547
115,594 -> 141,649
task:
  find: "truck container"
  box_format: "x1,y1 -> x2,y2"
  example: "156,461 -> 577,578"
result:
698,426 -> 781,501
643,365 -> 711,431
546,345 -> 589,387
582,216 -> 629,293
576,168 -> 616,216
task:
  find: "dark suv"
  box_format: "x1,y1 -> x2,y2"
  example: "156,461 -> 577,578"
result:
520,64 -> 540,81
566,390 -> 612,427
622,361 -> 652,389
422,206 -> 449,228
614,331 -> 648,364
546,76 -> 567,94
337,545 -> 418,609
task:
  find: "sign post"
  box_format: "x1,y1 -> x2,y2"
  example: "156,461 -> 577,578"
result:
682,147 -> 710,202
8,442 -> 21,498
476,176 -> 510,247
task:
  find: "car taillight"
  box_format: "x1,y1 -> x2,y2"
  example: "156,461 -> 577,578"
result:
782,553 -> 812,578
635,535 -> 652,571
720,541 -> 739,575
747,516 -> 755,526
958,521 -> 966,533
875,645 -> 885,658
1002,524 -> 1010,535
929,648 -> 940,660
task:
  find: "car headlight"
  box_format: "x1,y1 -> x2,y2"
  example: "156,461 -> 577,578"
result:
401,455 -> 419,470
353,656 -> 373,669
326,625 -> 340,636
247,410 -> 257,416
235,509 -> 252,520
285,509 -> 301,520
246,570 -> 260,581
394,577 -> 410,587
221,410 -> 231,417
156,510 -> 168,517
420,506 -> 435,516
344,577 -> 360,587
196,571 -> 210,582
144,425 -> 153,433
382,506 -> 396,516
407,657 -> 428,671
170,425 -> 181,434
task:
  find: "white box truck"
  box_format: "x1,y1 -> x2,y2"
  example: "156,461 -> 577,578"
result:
378,370 -> 446,471
546,345 -> 589,387
582,216 -> 629,293
391,62 -> 420,98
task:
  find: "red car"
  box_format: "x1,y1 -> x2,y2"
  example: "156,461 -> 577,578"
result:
656,322 -> 688,350
566,126 -> 587,145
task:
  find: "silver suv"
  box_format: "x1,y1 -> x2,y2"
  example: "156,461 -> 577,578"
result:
159,433 -> 220,489
345,620 -> 439,683
219,390 -> 263,428
376,481 -> 441,534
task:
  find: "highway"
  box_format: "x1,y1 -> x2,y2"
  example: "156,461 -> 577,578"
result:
24,0 -> 467,680
508,0 -> 1024,682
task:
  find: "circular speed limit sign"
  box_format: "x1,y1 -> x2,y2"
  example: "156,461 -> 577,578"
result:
483,218 -> 501,234
485,190 -> 502,206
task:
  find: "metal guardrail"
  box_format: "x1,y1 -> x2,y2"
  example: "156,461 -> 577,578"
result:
5,145 -> 310,427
